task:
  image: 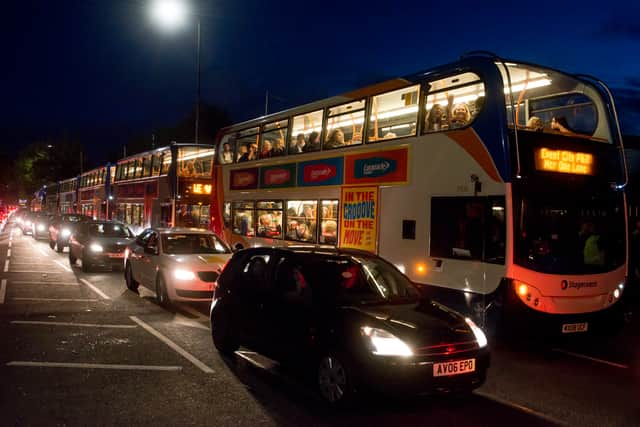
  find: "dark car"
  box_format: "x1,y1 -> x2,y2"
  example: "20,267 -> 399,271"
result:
49,214 -> 92,252
31,212 -> 55,240
210,247 -> 490,405
69,221 -> 135,272
18,211 -> 37,235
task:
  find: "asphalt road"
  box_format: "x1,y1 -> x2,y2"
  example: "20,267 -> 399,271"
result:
1,224 -> 639,426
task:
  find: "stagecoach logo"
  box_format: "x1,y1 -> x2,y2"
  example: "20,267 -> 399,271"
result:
264,169 -> 291,185
304,164 -> 336,182
561,280 -> 598,291
355,157 -> 397,178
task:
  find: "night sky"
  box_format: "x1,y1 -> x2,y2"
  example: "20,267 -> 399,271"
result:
2,0 -> 639,163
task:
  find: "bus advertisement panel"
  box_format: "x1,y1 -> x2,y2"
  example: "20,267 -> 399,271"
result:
339,186 -> 378,252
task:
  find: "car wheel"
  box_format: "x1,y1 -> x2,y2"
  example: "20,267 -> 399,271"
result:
81,252 -> 92,273
156,275 -> 171,308
69,250 -> 77,266
211,306 -> 238,355
317,353 -> 355,406
56,239 -> 64,253
125,263 -> 139,291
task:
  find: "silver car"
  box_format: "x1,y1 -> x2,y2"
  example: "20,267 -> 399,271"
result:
124,228 -> 233,306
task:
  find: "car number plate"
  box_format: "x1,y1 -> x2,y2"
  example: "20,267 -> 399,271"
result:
561,322 -> 588,333
433,358 -> 475,377
108,253 -> 125,258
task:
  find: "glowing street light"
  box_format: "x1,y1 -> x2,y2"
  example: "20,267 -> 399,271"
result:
149,0 -> 189,32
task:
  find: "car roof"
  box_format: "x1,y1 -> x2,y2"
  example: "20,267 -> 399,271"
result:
153,227 -> 214,234
241,245 -> 377,258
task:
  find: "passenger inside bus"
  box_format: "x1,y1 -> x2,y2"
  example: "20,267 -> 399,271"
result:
551,116 -> 574,134
239,144 -> 258,162
425,103 -> 448,131
450,103 -> 471,129
291,133 -> 306,153
526,116 -> 544,131
219,142 -> 233,164
271,139 -> 286,157
236,145 -> 248,162
304,131 -> 321,152
257,213 -> 282,238
325,129 -> 346,149
261,140 -> 273,158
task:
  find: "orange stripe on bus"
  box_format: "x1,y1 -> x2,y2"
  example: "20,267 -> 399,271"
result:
447,128 -> 503,183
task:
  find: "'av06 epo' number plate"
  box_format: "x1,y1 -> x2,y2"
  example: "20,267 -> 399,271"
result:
433,358 -> 476,377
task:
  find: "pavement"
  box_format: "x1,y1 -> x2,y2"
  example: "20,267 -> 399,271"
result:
1,223 -> 639,426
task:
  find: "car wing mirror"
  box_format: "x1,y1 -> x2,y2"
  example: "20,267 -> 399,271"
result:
234,243 -> 244,252
144,246 -> 159,256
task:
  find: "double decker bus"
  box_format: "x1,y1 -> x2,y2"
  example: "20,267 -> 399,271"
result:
212,53 -> 628,333
112,143 -> 215,234
58,177 -> 79,214
78,164 -> 114,220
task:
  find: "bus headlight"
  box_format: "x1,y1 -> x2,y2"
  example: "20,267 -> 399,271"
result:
513,280 -> 544,310
37,224 -> 45,231
61,228 -> 71,237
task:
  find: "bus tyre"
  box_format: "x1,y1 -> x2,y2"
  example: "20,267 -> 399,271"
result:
125,263 -> 139,291
317,352 -> 356,407
156,275 -> 171,308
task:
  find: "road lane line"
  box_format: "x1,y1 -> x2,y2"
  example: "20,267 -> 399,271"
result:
10,281 -> 79,286
7,270 -> 67,274
176,303 -> 209,320
53,259 -> 72,272
36,247 -> 49,257
11,320 -> 137,329
4,260 -> 8,272
8,241 -> 11,248
11,297 -> 99,302
0,279 -> 6,304
174,313 -> 210,331
129,316 -> 214,374
552,348 -> 629,369
7,248 -> 10,257
79,278 -> 111,300
474,390 -> 569,427
6,361 -> 182,371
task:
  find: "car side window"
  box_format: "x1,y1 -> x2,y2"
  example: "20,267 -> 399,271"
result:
274,256 -> 309,304
147,233 -> 159,250
238,253 -> 272,294
136,230 -> 151,246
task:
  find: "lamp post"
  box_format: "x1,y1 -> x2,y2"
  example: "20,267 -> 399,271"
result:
150,0 -> 202,226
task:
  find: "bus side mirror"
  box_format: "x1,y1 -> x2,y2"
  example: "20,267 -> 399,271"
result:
234,243 -> 244,252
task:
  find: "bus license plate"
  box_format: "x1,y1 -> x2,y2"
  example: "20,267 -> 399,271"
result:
561,322 -> 588,333
433,358 -> 475,377
108,253 -> 124,259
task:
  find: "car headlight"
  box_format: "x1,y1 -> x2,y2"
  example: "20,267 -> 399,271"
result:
90,243 -> 103,253
174,269 -> 196,280
360,326 -> 413,356
37,224 -> 45,231
25,220 -> 31,226
465,318 -> 488,348
61,228 -> 71,237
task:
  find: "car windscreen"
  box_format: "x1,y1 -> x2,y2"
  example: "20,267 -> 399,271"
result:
304,255 -> 419,305
161,234 -> 232,255
87,223 -> 133,238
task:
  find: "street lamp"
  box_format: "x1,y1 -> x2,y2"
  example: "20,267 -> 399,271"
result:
149,0 -> 201,145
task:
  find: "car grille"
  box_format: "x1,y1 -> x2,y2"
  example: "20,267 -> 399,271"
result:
415,340 -> 478,356
197,271 -> 219,282
175,290 -> 214,299
104,244 -> 126,253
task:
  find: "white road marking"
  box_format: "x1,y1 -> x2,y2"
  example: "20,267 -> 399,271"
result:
174,313 -> 210,331
53,259 -> 72,272
7,248 -> 10,257
11,320 -> 137,329
552,348 -> 629,369
11,297 -> 100,302
130,316 -> 214,374
7,270 -> 66,274
3,260 -> 8,272
474,390 -> 569,427
79,278 -> 111,300
176,303 -> 209,320
8,241 -> 11,248
36,247 -> 49,257
0,279 -> 6,304
10,281 -> 79,286
235,351 -> 268,370
7,361 -> 182,371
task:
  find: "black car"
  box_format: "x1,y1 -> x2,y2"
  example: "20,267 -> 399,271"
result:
31,212 -> 55,240
210,247 -> 490,405
49,214 -> 92,252
69,221 -> 135,272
